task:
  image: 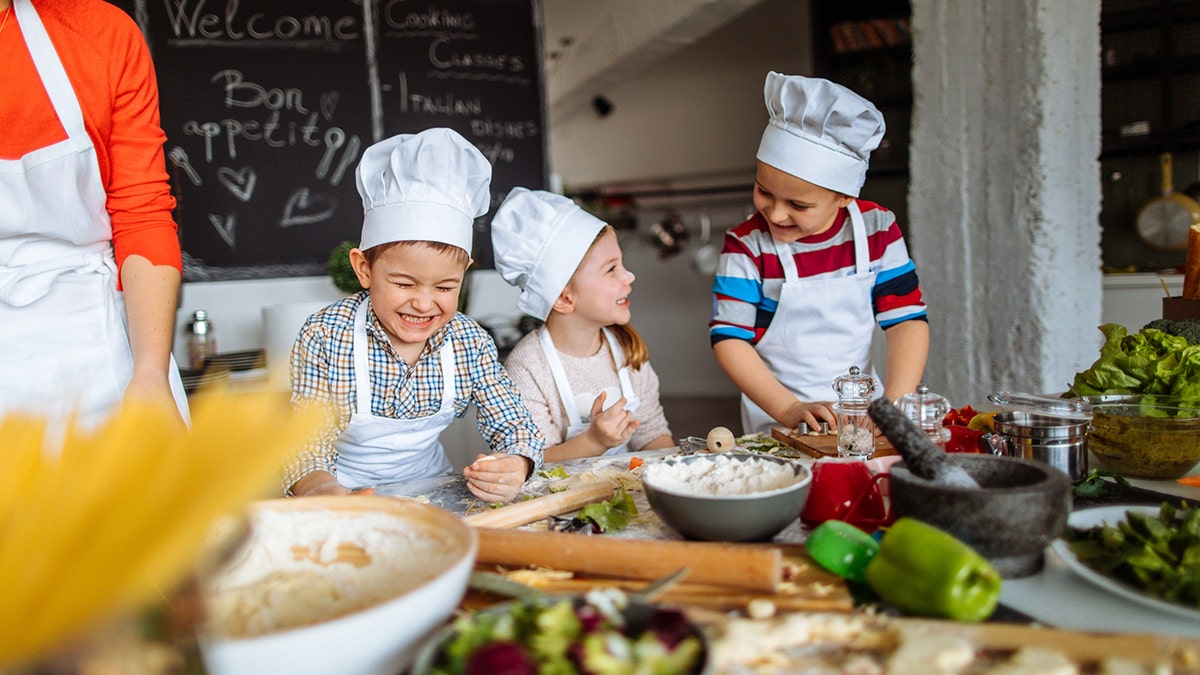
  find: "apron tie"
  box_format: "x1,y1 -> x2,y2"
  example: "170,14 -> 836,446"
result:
0,250 -> 114,307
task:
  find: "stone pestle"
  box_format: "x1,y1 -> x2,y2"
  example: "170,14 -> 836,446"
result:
867,397 -> 979,489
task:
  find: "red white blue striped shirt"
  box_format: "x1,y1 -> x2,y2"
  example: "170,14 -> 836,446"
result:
710,200 -> 927,346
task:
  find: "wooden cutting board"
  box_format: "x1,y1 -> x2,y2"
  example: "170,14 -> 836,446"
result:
771,425 -> 897,459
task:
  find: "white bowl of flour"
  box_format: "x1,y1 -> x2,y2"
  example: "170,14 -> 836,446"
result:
198,496 -> 477,675
641,453 -> 811,542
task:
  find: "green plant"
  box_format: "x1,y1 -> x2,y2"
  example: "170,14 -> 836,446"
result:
327,241 -> 360,294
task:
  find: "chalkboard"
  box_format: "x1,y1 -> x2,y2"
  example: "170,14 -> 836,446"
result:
114,0 -> 547,280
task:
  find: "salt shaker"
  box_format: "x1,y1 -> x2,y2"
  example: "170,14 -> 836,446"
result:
832,365 -> 877,459
186,310 -> 216,370
895,384 -> 952,450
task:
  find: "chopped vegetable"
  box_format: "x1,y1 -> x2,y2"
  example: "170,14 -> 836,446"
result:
942,405 -> 979,427
538,466 -> 570,480
864,518 -> 1001,622
577,489 -> 637,533
1073,469 -> 1132,500
628,457 -> 644,471
428,589 -> 703,675
734,433 -> 805,459
1178,475 -> 1200,487
804,520 -> 880,583
1064,502 -> 1200,607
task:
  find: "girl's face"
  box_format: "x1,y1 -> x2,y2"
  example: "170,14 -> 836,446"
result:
563,229 -> 635,327
350,242 -> 468,360
753,161 -> 853,243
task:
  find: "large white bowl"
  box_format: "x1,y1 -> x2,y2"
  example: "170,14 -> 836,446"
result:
198,496 -> 477,675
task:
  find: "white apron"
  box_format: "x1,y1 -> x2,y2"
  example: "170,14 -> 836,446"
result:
0,0 -> 188,431
334,299 -> 456,489
741,202 -> 878,435
539,326 -> 639,455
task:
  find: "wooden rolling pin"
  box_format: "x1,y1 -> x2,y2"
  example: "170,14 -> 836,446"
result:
475,528 -> 782,593
464,481 -> 615,528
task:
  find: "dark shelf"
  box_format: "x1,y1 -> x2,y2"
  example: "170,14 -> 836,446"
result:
1101,130 -> 1200,158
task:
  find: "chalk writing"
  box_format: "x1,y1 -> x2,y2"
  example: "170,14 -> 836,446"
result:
163,0 -> 361,47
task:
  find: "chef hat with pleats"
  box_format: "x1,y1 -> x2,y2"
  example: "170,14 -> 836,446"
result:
355,128 -> 491,254
756,72 -> 886,197
491,187 -> 607,321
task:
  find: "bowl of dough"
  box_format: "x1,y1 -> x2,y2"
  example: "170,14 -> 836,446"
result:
197,496 -> 477,675
640,453 -> 811,542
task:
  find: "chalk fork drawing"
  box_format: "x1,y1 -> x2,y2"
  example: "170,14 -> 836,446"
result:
208,213 -> 237,248
281,187 -> 337,227
216,166 -> 257,202
167,146 -> 202,186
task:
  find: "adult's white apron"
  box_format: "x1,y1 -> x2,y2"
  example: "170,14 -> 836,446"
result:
741,202 -> 878,435
334,299 -> 456,489
538,326 -> 639,456
0,0 -> 188,431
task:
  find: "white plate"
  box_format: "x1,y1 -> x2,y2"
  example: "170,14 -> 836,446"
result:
1051,505 -> 1200,620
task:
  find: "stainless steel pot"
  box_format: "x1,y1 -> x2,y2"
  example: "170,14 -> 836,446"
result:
985,411 -> 1091,482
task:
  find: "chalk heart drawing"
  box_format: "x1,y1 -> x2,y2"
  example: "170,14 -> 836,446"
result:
217,166 -> 256,202
281,188 -> 337,227
320,91 -> 339,121
208,213 -> 236,248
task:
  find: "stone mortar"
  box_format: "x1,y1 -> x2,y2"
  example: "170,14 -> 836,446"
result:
887,454 -> 1071,578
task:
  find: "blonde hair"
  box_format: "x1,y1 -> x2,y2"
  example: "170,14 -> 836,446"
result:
569,226 -> 650,370
362,240 -> 470,268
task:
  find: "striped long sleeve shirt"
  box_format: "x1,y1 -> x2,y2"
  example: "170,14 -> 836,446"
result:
710,200 -> 927,346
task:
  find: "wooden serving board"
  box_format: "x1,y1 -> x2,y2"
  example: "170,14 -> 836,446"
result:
771,425 -> 897,459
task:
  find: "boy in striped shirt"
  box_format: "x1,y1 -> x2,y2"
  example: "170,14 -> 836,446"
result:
710,73 -> 929,435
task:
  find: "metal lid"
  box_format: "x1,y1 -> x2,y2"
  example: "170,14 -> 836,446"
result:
986,391 -> 1092,421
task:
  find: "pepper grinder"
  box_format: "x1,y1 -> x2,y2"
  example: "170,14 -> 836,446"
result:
832,365 -> 877,459
186,310 -> 216,371
895,384 -> 952,450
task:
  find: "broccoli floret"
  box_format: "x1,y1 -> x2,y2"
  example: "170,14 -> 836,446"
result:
1143,319 -> 1200,346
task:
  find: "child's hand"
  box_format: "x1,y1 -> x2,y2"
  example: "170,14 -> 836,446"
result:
586,391 -> 638,450
290,471 -> 361,497
464,454 -> 527,502
784,400 -> 837,432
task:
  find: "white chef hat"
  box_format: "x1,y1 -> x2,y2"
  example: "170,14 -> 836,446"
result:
491,187 -> 607,321
756,72 -> 886,197
355,128 -> 491,254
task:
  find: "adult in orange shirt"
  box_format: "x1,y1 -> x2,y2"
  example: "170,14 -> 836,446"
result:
0,0 -> 188,427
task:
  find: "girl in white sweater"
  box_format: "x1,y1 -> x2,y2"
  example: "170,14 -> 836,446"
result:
492,188 -> 674,461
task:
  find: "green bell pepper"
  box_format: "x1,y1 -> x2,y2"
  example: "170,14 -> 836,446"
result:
864,517 -> 1002,622
804,519 -> 880,583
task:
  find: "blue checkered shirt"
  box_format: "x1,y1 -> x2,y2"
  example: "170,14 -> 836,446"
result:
284,292 -> 544,490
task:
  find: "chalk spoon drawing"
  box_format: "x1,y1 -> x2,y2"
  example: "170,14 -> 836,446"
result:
217,167 -> 257,202
208,213 -> 237,248
281,188 -> 337,227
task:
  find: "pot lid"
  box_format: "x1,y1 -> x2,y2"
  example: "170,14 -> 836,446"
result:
986,391 -> 1092,421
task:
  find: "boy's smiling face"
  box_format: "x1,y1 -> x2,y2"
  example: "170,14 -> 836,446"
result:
350,241 -> 469,363
753,161 -> 853,243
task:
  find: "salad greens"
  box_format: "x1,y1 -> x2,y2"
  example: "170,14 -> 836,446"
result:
1064,502 -> 1200,607
429,588 -> 703,675
1068,324 -> 1200,406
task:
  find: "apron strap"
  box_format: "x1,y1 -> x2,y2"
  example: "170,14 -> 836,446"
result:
601,327 -> 636,402
771,235 -> 800,283
13,0 -> 90,145
847,201 -> 870,275
539,327 -> 584,427
352,299 -> 373,415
